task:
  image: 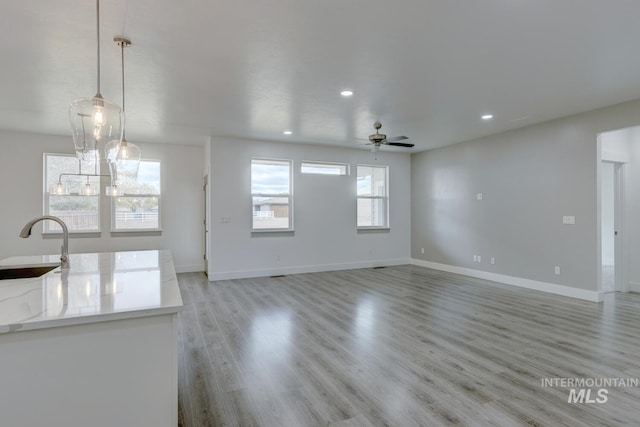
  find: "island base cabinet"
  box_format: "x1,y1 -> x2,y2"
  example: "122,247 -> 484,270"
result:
0,314 -> 178,427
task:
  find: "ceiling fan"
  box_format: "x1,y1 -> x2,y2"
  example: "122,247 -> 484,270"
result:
359,121 -> 414,158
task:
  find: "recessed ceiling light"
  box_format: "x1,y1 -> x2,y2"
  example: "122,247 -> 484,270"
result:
482,114 -> 494,120
283,130 -> 292,135
340,90 -> 354,97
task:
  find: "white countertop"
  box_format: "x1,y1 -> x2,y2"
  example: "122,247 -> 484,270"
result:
0,250 -> 183,334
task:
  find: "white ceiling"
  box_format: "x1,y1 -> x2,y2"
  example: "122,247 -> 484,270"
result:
2,0 -> 640,152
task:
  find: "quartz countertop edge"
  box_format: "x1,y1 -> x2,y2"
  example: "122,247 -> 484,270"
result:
0,249 -> 184,335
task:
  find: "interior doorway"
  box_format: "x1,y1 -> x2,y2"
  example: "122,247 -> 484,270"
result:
600,162 -> 622,292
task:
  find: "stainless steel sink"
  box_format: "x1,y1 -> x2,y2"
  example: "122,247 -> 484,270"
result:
0,265 -> 59,280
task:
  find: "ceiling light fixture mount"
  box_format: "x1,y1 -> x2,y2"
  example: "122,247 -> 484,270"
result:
69,0 -> 124,162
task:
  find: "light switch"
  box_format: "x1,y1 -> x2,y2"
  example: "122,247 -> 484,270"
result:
476,193 -> 483,200
221,216 -> 230,223
562,216 -> 576,225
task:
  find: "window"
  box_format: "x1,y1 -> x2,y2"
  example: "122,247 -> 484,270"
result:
112,160 -> 161,231
251,159 -> 292,231
301,161 -> 349,176
44,153 -> 101,233
357,165 -> 389,228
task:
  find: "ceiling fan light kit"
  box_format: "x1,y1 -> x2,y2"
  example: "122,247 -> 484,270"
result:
362,121 -> 414,159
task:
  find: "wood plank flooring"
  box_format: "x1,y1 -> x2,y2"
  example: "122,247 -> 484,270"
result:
176,265 -> 640,426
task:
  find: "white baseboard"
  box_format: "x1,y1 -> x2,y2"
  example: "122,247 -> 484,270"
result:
175,264 -> 204,274
629,281 -> 640,293
411,259 -> 603,302
208,258 -> 411,281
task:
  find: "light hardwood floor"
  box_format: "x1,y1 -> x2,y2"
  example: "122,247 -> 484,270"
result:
177,265 -> 640,426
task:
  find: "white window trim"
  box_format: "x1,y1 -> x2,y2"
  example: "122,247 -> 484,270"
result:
251,158 -> 294,232
43,153 -> 102,234
356,164 -> 389,230
110,159 -> 162,233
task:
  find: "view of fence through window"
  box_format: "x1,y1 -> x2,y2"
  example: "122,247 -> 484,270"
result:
44,153 -> 100,232
113,160 -> 161,230
357,165 -> 388,228
251,159 -> 292,230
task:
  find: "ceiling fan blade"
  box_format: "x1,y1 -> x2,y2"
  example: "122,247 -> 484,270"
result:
385,142 -> 415,148
386,136 -> 409,142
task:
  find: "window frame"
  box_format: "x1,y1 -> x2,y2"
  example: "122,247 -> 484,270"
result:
300,161 -> 350,176
110,158 -> 162,233
251,158 -> 294,232
356,164 -> 389,230
43,152 -> 102,234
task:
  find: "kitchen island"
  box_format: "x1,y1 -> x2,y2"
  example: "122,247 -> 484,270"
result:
0,250 -> 183,427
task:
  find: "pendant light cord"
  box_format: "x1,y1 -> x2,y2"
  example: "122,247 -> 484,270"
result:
96,0 -> 101,95
121,41 -> 126,140
121,43 -> 125,113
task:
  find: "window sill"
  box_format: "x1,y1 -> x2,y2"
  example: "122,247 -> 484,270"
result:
43,231 -> 101,238
251,229 -> 295,236
357,227 -> 391,234
111,229 -> 163,237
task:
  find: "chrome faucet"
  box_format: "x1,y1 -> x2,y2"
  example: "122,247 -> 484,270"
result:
20,215 -> 70,268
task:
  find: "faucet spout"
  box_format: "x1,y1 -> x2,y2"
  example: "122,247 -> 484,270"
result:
20,215 -> 70,269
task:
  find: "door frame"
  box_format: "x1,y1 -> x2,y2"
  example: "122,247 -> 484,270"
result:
598,158 -> 626,293
612,162 -> 625,292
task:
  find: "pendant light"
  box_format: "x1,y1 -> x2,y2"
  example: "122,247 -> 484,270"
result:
105,36 -> 141,188
69,0 -> 124,161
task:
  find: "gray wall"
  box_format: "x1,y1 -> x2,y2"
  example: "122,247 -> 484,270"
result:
208,136 -> 411,279
412,98 -> 640,292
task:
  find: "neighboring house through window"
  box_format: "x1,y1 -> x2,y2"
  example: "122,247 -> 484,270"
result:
251,158 -> 293,231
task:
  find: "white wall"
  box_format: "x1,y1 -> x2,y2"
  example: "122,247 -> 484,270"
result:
0,130 -> 204,272
411,98 -> 640,298
208,137 -> 411,280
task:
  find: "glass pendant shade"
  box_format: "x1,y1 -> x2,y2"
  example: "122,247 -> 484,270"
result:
105,139 -> 141,181
79,178 -> 97,196
105,184 -> 119,197
51,182 -> 70,195
70,95 -> 124,161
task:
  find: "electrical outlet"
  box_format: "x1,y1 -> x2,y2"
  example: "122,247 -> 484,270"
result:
476,193 -> 483,200
490,257 -> 495,265
421,248 -> 425,254
554,266 -> 561,275
477,255 -> 482,263
473,255 -> 478,262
